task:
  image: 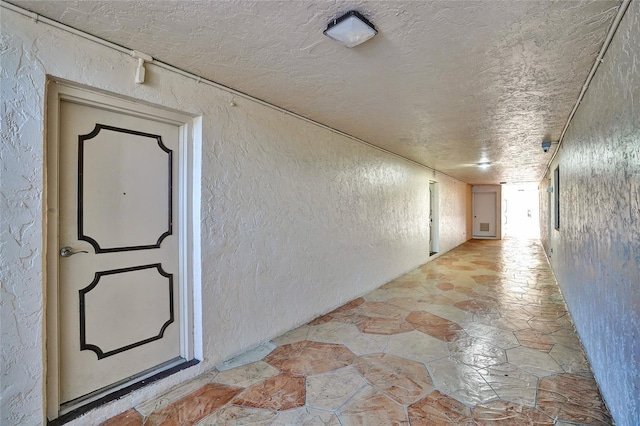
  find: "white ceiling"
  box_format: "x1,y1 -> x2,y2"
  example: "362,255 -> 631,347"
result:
12,0 -> 619,184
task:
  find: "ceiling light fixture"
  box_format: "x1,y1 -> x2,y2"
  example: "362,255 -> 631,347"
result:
477,162 -> 491,169
323,11 -> 377,48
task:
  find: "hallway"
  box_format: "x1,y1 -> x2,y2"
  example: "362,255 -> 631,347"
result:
103,238 -> 611,425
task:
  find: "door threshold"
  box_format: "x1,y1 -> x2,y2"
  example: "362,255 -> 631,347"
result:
48,358 -> 199,426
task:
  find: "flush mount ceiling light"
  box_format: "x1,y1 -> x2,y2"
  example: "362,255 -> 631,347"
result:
323,11 -> 377,48
477,162 -> 491,169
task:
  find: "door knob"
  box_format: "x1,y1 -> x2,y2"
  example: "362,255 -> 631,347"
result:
60,246 -> 89,257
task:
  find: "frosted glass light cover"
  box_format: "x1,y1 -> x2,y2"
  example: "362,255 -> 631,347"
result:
324,12 -> 377,48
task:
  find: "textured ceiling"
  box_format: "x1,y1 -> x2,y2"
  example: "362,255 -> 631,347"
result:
11,0 -> 619,184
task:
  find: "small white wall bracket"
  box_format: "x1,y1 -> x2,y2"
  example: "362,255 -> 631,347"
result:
131,50 -> 153,84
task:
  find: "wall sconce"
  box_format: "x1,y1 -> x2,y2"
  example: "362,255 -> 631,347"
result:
324,11 -> 377,48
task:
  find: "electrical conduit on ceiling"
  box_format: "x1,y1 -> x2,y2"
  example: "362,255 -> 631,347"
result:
545,0 -> 632,176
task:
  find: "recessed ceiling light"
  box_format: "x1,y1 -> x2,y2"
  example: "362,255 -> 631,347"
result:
477,162 -> 491,168
324,11 -> 377,48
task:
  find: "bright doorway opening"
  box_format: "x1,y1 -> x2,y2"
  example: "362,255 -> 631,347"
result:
502,184 -> 540,239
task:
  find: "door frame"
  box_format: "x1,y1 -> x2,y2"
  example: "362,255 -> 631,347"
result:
45,80 -> 200,421
429,181 -> 440,255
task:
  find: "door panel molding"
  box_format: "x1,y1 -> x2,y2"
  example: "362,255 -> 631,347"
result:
79,263 -> 174,359
78,124 -> 173,253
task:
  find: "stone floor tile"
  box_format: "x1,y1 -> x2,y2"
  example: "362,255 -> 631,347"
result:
537,374 -> 612,424
427,357 -> 498,405
196,406 -> 277,425
382,279 -> 422,290
452,285 -> 480,302
498,306 -> 535,322
476,363 -> 538,407
308,298 -> 367,326
436,282 -> 455,291
549,328 -> 583,351
506,347 -> 564,377
514,329 -> 554,352
408,390 -> 474,425
274,407 -> 341,425
478,315 -> 531,332
420,294 -> 458,305
336,386 -> 409,426
406,311 -> 465,342
463,323 -> 520,349
473,401 -> 554,425
439,290 -> 475,303
306,367 -> 366,410
213,361 -> 279,388
455,299 -> 498,314
358,301 -> 409,318
387,297 -> 433,311
144,383 -> 243,426
446,264 -> 476,271
135,371 -> 219,416
99,409 -> 143,426
353,353 -> 435,405
385,330 -> 449,363
470,260 -> 502,271
356,316 -> 414,335
527,317 -> 565,334
448,336 -> 507,368
232,373 -> 305,411
342,332 -> 390,356
424,303 -> 474,324
216,343 -> 277,371
548,344 -> 592,377
307,321 -> 361,345
522,303 -> 568,320
265,341 -> 355,375
471,274 -> 501,285
271,325 -> 309,346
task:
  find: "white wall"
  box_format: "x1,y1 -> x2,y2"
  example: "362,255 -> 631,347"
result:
436,174 -> 470,252
0,9 -> 470,424
539,2 -> 639,425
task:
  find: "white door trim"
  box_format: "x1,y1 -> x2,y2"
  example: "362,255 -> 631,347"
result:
429,181 -> 440,255
45,80 -> 200,420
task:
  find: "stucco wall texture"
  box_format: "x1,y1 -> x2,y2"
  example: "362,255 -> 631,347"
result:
540,2 -> 639,425
0,10 -> 470,424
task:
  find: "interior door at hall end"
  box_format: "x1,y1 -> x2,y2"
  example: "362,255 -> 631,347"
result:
473,192 -> 497,238
57,99 -> 184,408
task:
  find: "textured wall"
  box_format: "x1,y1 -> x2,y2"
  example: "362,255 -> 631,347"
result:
0,10 -> 469,424
540,2 -> 640,425
437,173 -> 470,252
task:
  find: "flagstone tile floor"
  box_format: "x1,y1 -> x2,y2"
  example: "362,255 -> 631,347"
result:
102,239 -> 612,425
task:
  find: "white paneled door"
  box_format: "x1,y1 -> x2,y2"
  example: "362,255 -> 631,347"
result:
56,98 -> 184,408
473,192 -> 497,238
